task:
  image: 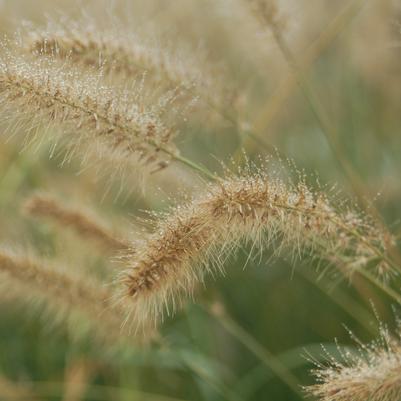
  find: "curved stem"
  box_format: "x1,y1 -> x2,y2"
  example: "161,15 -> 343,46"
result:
158,144 -> 221,182
358,269 -> 401,305
206,304 -> 303,399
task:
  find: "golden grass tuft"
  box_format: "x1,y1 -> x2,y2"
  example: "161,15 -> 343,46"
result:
23,18 -> 236,126
0,49 -> 178,175
25,20 -> 203,87
23,193 -> 129,251
120,168 -> 391,327
0,247 -> 136,345
307,325 -> 401,401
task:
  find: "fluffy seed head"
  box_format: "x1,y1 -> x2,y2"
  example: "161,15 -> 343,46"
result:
0,248 -> 131,344
26,21 -> 196,85
23,194 -> 130,252
0,48 -> 178,176
119,169 -> 391,327
23,18 -> 227,109
307,325 -> 401,401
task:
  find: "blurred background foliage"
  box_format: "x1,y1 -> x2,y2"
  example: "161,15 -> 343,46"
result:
0,0 -> 400,400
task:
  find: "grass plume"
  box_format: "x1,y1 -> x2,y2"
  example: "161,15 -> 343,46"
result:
26,20 -> 198,83
23,18 -> 241,132
0,248 -> 133,344
307,324 -> 401,401
120,168 -> 392,327
23,193 -> 129,251
0,49 -> 178,175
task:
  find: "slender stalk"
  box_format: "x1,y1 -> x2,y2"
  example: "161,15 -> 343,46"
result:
238,0 -> 367,156
206,303 -> 303,399
158,144 -> 220,182
269,21 -> 369,202
358,269 -> 401,305
179,353 -> 245,401
299,267 -> 377,335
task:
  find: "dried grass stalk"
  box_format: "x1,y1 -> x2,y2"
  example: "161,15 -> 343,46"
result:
23,194 -> 129,251
120,170 -> 390,327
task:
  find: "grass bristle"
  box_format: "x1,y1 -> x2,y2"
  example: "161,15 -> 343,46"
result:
0,247 -> 134,344
120,169 -> 391,328
23,18 -> 229,112
0,49 -> 178,176
23,193 -> 130,252
307,323 -> 401,401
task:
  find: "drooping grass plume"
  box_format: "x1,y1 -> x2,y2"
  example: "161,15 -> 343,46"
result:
23,18 -> 228,111
0,247 -> 134,344
307,324 -> 401,401
0,49 -> 178,176
26,21 -> 195,83
120,168 -> 392,327
23,193 -> 129,251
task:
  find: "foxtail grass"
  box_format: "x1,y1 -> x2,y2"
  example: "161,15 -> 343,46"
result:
23,193 -> 129,251
0,50 -> 178,175
119,168 -> 392,327
24,19 -> 229,113
26,21 -> 201,84
0,248 -> 138,345
307,323 -> 401,401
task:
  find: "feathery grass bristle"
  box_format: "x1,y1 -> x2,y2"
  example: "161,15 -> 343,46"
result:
307,322 -> 401,401
25,20 -> 201,86
23,193 -> 130,251
0,48 -> 178,175
0,247 -> 132,344
119,168 -> 391,327
23,18 -> 236,122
